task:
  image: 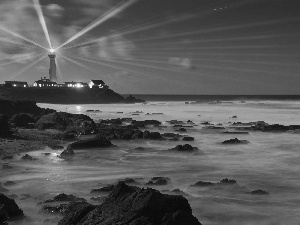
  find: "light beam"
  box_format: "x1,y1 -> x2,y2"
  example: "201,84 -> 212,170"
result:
32,0 -> 53,49
56,0 -> 138,50
0,25 -> 48,50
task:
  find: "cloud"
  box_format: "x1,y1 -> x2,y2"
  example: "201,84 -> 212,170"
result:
46,4 -> 64,18
79,33 -> 135,60
168,57 -> 196,70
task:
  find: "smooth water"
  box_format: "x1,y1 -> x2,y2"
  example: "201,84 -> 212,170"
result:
1,101 -> 300,225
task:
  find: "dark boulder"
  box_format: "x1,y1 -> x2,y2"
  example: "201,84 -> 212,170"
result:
35,112 -> 95,132
250,189 -> 269,195
131,130 -> 143,139
60,148 -> 75,158
191,181 -> 214,187
219,178 -> 237,185
182,136 -> 194,141
4,181 -> 16,186
0,193 -> 24,222
146,177 -> 170,186
172,144 -> 198,151
58,182 -> 201,225
9,113 -> 36,127
177,128 -> 187,132
21,154 -> 35,160
66,135 -> 112,150
222,138 -> 250,144
143,131 -> 163,140
0,114 -> 9,136
42,193 -> 86,204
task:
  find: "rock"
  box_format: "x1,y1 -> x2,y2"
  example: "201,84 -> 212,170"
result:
59,148 -> 75,158
118,178 -> 138,184
4,181 -> 16,186
66,135 -> 112,150
182,136 -> 194,141
90,185 -> 115,194
0,114 -> 9,136
2,156 -> 13,160
232,116 -> 237,118
58,182 -> 201,225
131,120 -> 161,127
191,181 -> 214,187
41,204 -> 69,214
9,113 -> 36,127
177,128 -> 187,132
21,154 -> 35,160
222,138 -> 250,144
146,177 -> 170,185
0,185 -> 9,193
0,193 -> 24,222
222,131 -> 249,134
250,189 -> 269,195
135,147 -> 145,150
219,178 -> 237,185
35,112 -> 95,132
131,130 -> 143,139
143,131 -> 163,140
42,194 -> 86,204
172,144 -> 198,151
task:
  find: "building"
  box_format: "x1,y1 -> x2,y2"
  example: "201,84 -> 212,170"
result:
64,81 -> 88,88
89,80 -> 108,89
48,49 -> 57,82
4,81 -> 28,88
33,77 -> 57,87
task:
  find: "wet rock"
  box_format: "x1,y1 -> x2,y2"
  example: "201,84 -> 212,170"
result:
203,126 -> 225,130
67,135 -> 112,150
222,138 -> 250,144
44,153 -> 51,156
9,113 -> 36,127
90,185 -> 115,194
143,131 -> 163,140
201,122 -> 212,125
131,130 -> 143,139
0,114 -> 9,136
41,204 -> 68,215
21,154 -> 35,160
0,185 -> 9,193
35,112 -> 95,132
171,189 -> 186,195
191,181 -> 214,187
219,178 -> 237,185
4,181 -> 16,186
57,202 -> 96,225
58,182 -> 201,225
182,136 -> 194,141
90,196 -> 106,202
222,131 -> 249,134
146,177 -> 170,185
232,116 -> 237,118
59,148 -> 75,158
250,189 -> 269,195
131,120 -> 161,127
1,156 -> 13,160
43,194 -> 86,204
0,193 -> 24,222
172,144 -> 198,151
177,128 -> 187,132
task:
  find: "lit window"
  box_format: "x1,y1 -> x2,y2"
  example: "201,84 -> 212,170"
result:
13,84 -> 17,87
39,84 -> 41,87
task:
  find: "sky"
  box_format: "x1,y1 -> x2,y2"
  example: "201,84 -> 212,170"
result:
0,0 -> 299,94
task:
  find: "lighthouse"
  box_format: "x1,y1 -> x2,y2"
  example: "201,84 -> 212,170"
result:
48,49 -> 57,82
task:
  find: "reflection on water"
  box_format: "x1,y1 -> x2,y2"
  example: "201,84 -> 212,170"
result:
1,101 -> 300,224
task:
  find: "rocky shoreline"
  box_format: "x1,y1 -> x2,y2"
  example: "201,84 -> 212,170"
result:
1,98 -> 299,224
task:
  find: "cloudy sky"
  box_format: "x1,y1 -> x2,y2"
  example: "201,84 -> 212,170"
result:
0,0 -> 299,94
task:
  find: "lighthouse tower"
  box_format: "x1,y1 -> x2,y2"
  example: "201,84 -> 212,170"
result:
48,49 -> 57,82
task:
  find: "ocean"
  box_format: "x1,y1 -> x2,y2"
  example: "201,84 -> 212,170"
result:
2,99 -> 300,225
